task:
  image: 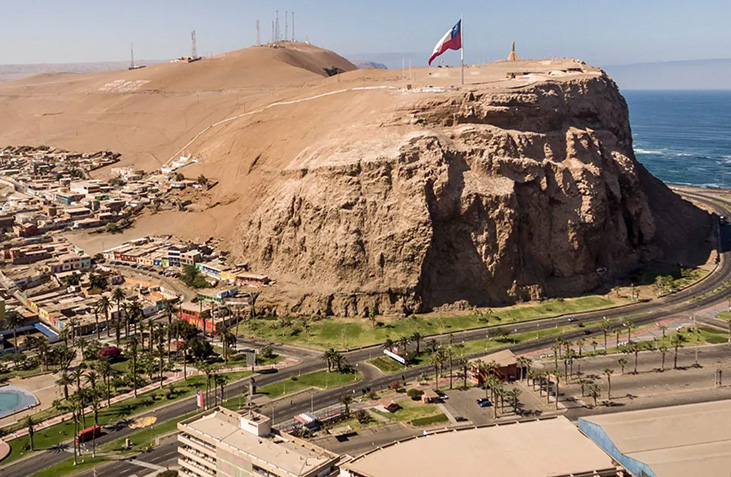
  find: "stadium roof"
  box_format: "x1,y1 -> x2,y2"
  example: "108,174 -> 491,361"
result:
579,400 -> 731,477
341,416 -> 620,477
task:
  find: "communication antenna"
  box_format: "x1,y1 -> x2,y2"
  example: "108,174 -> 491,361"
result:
191,30 -> 198,58
130,43 -> 135,69
275,10 -> 279,42
292,12 -> 295,41
256,20 -> 260,45
271,20 -> 274,43
285,10 -> 288,41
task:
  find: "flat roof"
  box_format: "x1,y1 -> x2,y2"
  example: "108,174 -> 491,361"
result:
580,400 -> 731,477
342,417 -> 618,477
181,408 -> 337,477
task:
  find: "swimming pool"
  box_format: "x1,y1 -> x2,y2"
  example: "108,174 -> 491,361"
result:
0,386 -> 39,419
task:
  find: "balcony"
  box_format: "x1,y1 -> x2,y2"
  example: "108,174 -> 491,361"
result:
180,457 -> 216,477
180,445 -> 217,472
179,433 -> 216,454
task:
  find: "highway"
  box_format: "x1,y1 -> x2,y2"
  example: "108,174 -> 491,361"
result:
4,190 -> 731,476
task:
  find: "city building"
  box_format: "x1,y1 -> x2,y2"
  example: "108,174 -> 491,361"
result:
469,349 -> 519,382
341,416 -> 623,477
178,407 -> 338,477
578,400 -> 731,477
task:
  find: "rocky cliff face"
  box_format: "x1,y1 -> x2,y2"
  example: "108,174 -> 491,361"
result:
235,73 -> 713,317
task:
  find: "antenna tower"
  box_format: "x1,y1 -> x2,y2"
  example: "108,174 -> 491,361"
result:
275,10 -> 279,42
130,43 -> 135,69
285,11 -> 288,41
191,30 -> 198,58
271,20 -> 275,43
292,12 -> 295,41
256,20 -> 260,45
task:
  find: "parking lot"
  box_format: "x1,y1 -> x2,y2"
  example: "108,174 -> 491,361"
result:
441,381 -> 558,426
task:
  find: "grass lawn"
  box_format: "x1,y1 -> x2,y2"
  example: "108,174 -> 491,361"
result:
236,295 -> 621,350
32,456 -> 109,477
98,412 -> 199,455
2,371 -> 251,465
258,370 -> 361,398
373,399 -> 445,426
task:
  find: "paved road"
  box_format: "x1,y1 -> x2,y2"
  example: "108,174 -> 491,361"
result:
6,192 -> 731,476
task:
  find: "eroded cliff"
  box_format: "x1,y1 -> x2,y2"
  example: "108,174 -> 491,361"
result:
236,70 -> 713,316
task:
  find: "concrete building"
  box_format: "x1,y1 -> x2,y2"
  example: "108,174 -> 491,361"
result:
578,400 -> 731,477
341,417 -> 623,477
178,407 -> 338,477
469,349 -> 519,382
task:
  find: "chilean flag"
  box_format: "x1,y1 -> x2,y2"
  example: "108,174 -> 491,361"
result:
428,20 -> 462,65
196,389 -> 204,409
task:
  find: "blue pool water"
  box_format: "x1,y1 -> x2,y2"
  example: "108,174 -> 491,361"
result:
624,90 -> 731,189
0,386 -> 38,419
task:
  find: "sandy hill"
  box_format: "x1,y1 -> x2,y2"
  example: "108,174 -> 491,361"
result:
0,45 -> 715,316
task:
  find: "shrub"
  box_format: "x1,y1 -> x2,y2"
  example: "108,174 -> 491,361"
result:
407,389 -> 424,400
354,409 -> 371,425
98,346 -> 121,360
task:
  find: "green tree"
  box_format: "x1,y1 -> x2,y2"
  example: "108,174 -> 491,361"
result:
56,371 -> 73,400
96,295 -> 112,339
23,415 -> 35,451
599,318 -> 611,354
4,311 -> 24,353
603,368 -> 614,400
618,357 -> 628,375
111,288 -> 126,346
411,332 -> 423,355
340,393 -> 354,417
127,335 -> 139,397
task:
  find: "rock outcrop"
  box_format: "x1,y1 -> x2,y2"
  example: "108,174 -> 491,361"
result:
237,71 -> 713,316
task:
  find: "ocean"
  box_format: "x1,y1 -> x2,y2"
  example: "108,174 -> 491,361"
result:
623,90 -> 731,189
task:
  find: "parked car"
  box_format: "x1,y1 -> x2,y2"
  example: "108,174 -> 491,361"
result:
476,398 -> 492,408
455,416 -> 468,422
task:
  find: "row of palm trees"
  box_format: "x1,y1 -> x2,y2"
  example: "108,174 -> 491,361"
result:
470,359 -> 523,417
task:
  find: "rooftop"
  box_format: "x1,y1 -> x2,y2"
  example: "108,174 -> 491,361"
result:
579,400 -> 731,477
180,407 -> 338,477
342,416 -> 619,477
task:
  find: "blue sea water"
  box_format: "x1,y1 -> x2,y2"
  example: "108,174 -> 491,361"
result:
624,90 -> 731,189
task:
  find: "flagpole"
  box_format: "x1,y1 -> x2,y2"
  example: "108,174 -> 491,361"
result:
460,14 -> 465,85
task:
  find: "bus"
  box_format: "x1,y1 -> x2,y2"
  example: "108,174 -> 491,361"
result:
75,424 -> 101,443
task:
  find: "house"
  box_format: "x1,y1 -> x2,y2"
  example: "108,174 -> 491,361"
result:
469,349 -> 519,383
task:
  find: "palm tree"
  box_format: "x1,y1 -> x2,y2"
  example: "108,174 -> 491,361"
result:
507,388 -> 521,413
618,357 -> 627,375
587,382 -> 600,406
603,368 -> 614,400
4,311 -> 24,353
658,343 -> 669,371
624,320 -> 635,342
551,342 -> 561,371
57,372 -> 73,400
127,335 -> 139,397
179,340 -> 189,380
457,357 -> 470,389
339,393 -> 354,417
164,301 -> 176,361
126,299 -> 143,339
36,340 -> 50,371
431,349 -> 446,390
96,359 -> 113,407
111,288 -> 126,345
332,353 -> 348,373
216,374 -> 229,404
322,348 -> 337,373
553,370 -> 563,409
23,415 -> 35,451
599,318 -> 611,354
96,296 -> 112,339
411,332 -> 423,355
671,333 -> 685,369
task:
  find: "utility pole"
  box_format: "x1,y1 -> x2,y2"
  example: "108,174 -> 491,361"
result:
256,20 -> 260,46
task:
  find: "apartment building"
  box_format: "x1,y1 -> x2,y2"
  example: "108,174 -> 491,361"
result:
178,407 -> 338,477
